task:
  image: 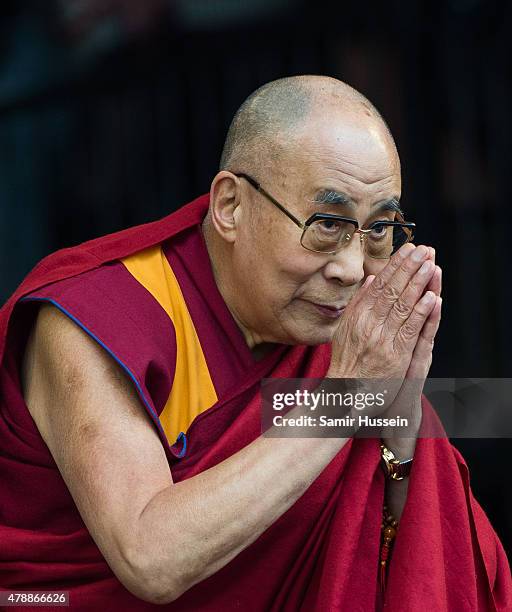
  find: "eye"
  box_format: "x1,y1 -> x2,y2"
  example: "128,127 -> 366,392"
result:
319,219 -> 342,232
308,218 -> 355,245
369,223 -> 390,239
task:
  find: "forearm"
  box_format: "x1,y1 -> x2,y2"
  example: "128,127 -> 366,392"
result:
131,433 -> 349,603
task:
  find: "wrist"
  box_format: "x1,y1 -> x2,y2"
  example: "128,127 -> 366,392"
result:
381,436 -> 417,460
381,400 -> 421,459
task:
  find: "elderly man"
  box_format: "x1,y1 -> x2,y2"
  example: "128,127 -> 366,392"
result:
0,76 -> 510,611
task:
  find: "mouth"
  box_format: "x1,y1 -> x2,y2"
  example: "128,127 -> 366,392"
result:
301,300 -> 347,320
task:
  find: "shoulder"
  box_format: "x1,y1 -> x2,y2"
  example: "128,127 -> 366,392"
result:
21,257 -> 178,414
30,300 -> 143,380
25,301 -> 124,384
22,302 -> 137,440
17,248 -> 186,453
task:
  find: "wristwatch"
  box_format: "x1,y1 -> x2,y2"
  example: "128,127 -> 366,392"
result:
380,443 -> 413,481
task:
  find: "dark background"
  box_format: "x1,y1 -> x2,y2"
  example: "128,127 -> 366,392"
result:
1,0 -> 511,555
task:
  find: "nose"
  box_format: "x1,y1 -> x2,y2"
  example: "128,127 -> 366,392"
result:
322,234 -> 365,286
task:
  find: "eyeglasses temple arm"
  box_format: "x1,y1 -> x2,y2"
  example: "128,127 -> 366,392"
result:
234,173 -> 305,229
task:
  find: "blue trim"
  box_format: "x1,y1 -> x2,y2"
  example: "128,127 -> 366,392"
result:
19,296 -> 175,450
173,431 -> 187,458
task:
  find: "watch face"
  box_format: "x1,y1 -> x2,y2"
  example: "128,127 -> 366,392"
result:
393,459 -> 413,480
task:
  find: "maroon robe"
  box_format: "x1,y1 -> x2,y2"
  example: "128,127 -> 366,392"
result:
0,194 -> 511,610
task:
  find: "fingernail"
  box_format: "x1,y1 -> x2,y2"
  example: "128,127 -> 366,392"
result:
412,246 -> 427,262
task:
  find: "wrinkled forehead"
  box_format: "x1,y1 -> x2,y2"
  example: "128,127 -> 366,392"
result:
274,110 -> 401,194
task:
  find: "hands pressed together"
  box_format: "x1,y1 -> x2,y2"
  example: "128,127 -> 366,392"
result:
327,243 -> 442,445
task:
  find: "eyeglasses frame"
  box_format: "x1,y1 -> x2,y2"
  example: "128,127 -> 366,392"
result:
233,172 -> 416,258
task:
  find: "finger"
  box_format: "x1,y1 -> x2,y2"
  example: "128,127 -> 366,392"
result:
362,243 -> 415,308
351,274 -> 376,307
361,247 -> 411,307
406,297 -> 442,379
385,260 -> 436,335
394,290 -> 437,353
343,275 -> 375,317
426,265 -> 442,297
371,245 -> 431,322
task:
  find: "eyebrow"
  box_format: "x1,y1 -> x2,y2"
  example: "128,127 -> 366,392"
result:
312,190 -> 404,216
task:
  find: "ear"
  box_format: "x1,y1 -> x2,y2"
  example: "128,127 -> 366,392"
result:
209,171 -> 243,243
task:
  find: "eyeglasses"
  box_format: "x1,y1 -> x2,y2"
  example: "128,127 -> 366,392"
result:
235,173 -> 416,259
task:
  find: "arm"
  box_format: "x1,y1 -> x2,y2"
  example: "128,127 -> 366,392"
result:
22,304 -> 349,605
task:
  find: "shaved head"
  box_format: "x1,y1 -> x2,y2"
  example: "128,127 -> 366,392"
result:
219,75 -> 394,173
206,74 -> 403,349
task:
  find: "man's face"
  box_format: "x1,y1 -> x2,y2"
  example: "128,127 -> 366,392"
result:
229,112 -> 402,346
